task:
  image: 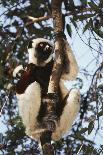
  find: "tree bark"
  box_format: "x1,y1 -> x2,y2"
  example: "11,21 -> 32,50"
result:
40,0 -> 66,155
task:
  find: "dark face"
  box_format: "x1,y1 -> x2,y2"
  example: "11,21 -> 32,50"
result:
28,40 -> 54,66
35,42 -> 53,62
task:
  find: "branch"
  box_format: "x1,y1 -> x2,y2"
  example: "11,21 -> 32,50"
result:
48,1 -> 65,93
24,7 -> 93,26
25,16 -> 51,26
1,28 -> 23,63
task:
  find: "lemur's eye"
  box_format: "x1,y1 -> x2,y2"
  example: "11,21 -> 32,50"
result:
39,43 -> 43,47
45,45 -> 53,52
45,45 -> 50,50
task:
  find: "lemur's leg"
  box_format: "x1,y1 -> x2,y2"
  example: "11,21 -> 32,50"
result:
52,80 -> 80,141
17,82 -> 41,138
13,65 -> 41,140
61,40 -> 78,80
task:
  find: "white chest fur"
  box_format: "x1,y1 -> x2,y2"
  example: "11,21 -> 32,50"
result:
17,80 -> 80,141
17,82 -> 41,137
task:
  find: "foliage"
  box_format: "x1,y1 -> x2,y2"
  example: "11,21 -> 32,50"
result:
0,0 -> 103,154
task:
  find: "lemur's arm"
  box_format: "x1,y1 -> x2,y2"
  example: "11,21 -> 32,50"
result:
13,64 -> 35,94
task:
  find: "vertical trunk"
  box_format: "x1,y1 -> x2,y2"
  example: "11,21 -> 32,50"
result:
40,0 -> 66,154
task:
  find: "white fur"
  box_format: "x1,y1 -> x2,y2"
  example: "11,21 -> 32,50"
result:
61,40 -> 78,80
28,38 -> 78,79
15,38 -> 80,142
28,48 -> 37,65
16,82 -> 41,136
31,38 -> 53,49
29,38 -> 78,79
28,38 -> 54,66
13,65 -> 23,77
16,82 -> 80,141
52,88 -> 80,140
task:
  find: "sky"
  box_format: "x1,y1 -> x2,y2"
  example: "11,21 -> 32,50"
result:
66,27 -> 103,147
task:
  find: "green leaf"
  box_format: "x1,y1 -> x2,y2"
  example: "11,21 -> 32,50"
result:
83,23 -> 89,33
88,2 -> 99,11
98,84 -> 103,91
80,0 -> 87,6
79,127 -> 88,134
77,14 -> 95,21
83,19 -> 93,33
66,24 -> 72,37
70,18 -> 77,28
71,134 -> 95,144
88,121 -> 94,135
98,109 -> 103,117
93,28 -> 103,38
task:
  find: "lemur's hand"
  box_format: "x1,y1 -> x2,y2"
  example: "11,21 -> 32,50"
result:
13,65 -> 25,80
13,65 -> 31,94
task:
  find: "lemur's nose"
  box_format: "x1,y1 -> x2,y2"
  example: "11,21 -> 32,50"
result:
28,40 -> 33,49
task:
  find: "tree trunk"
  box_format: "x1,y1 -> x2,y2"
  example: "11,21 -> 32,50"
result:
40,0 -> 66,154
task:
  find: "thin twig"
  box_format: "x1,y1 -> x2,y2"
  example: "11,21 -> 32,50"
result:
25,15 -> 51,26
77,143 -> 84,155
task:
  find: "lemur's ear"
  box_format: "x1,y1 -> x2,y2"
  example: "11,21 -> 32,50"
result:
28,40 -> 33,49
61,40 -> 78,80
